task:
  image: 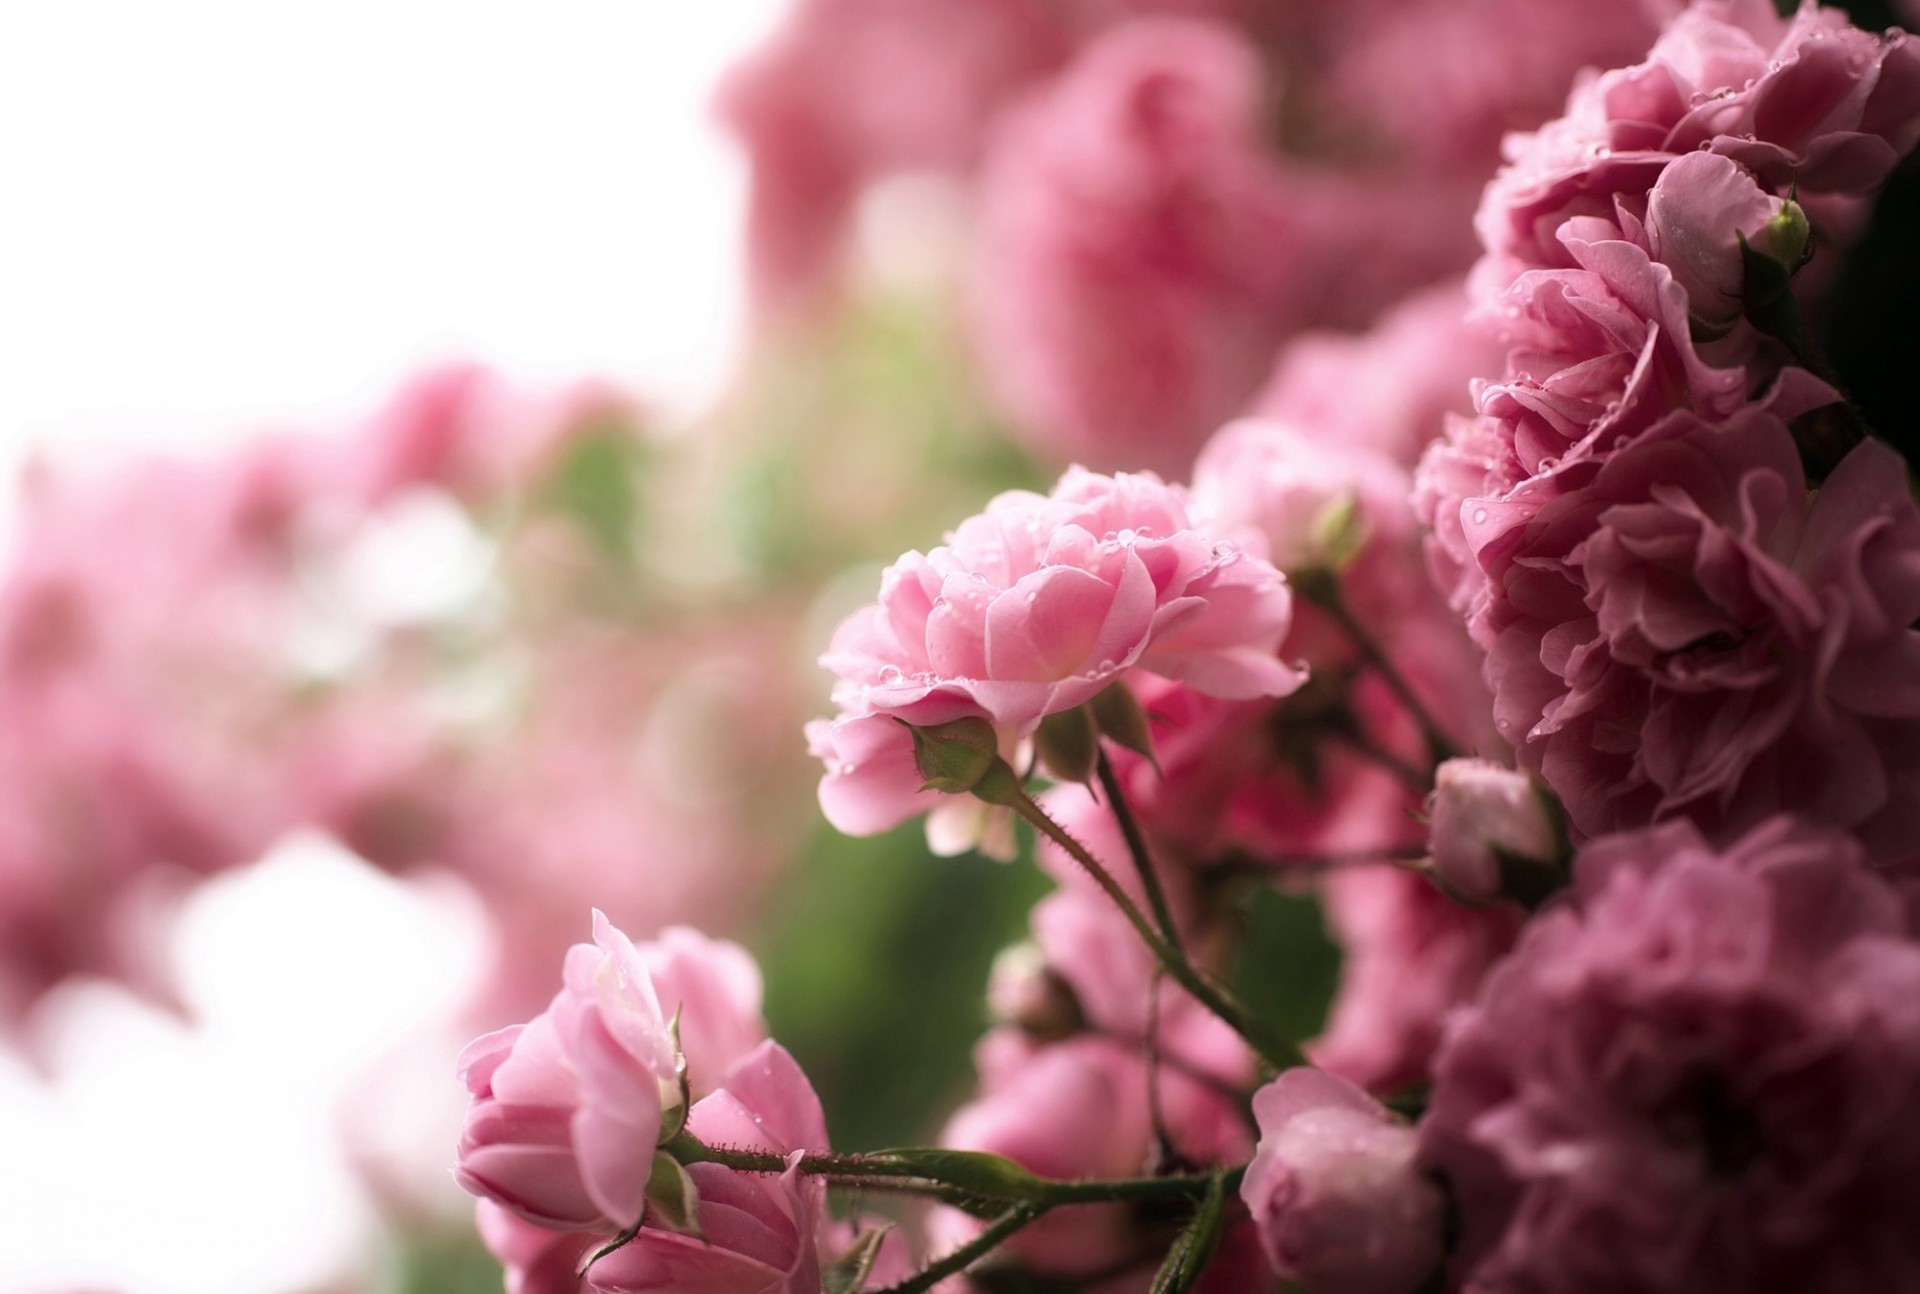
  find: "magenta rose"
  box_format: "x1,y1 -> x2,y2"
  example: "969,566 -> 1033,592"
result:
1422,816 -> 1920,1293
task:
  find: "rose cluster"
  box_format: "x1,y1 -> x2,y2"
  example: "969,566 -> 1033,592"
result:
439,1 -> 1920,1291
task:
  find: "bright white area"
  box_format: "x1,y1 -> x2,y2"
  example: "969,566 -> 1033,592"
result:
0,3 -> 782,1289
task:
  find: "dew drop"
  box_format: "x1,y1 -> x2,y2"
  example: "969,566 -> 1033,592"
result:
1471,507 -> 1490,525
839,763 -> 856,775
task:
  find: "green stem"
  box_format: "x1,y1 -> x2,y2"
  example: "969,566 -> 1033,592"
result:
868,1205 -> 1047,1294
1094,746 -> 1184,955
1297,571 -> 1458,767
671,1132 -> 1242,1208
1009,791 -> 1304,1072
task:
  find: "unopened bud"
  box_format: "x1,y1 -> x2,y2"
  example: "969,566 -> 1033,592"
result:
1426,758 -> 1567,906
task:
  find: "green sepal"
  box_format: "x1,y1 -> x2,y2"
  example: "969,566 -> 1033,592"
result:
644,1150 -> 702,1236
1034,705 -> 1098,784
901,716 -> 1002,794
822,1223 -> 894,1294
658,1007 -> 692,1144
1313,490 -> 1368,571
1089,682 -> 1158,770
1739,227 -> 1802,342
1148,1172 -> 1228,1294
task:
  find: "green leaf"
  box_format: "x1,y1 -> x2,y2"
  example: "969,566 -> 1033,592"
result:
866,1148 -> 1048,1203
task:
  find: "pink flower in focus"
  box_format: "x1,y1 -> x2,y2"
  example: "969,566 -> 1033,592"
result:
1422,816 -> 1920,1293
1642,150 -> 1793,329
1476,1 -> 1920,283
1242,1067 -> 1445,1294
454,911 -> 695,1231
586,1042 -> 833,1294
809,466 -> 1301,841
1474,413 -> 1920,862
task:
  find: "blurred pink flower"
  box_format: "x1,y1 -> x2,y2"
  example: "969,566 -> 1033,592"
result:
1309,865 -> 1522,1094
1426,758 -> 1563,903
967,19 -> 1302,475
1242,1067 -> 1444,1294
1422,816 -> 1920,1293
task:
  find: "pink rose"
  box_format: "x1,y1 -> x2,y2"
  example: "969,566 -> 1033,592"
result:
1426,758 -> 1564,903
1643,150 -> 1793,329
454,912 -> 699,1231
1423,816 -> 1920,1293
810,466 -> 1302,840
586,1042 -> 833,1294
1242,1067 -> 1445,1294
1473,412 -> 1920,863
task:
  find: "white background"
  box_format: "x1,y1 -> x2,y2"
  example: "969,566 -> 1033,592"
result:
0,4 -> 780,1290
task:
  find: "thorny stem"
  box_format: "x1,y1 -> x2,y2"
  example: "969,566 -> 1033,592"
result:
1094,745 -> 1184,955
869,1205 -> 1048,1294
1008,789 -> 1305,1072
670,1132 -> 1243,1207
1297,570 -> 1459,767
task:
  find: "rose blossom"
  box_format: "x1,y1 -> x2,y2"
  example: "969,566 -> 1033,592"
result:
455,912 -> 758,1231
477,1041 -> 852,1294
1476,1 -> 1920,285
1472,410 -> 1920,863
1242,1067 -> 1445,1294
1422,816 -> 1920,1293
808,466 -> 1302,842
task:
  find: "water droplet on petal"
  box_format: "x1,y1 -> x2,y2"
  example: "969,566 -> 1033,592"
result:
1472,508 -> 1490,526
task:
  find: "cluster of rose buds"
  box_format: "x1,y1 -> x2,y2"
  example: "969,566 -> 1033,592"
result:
455,2 -> 1920,1291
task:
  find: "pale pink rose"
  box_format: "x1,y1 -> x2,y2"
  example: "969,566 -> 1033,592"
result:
1242,1067 -> 1445,1294
636,927 -> 767,1098
454,911 -> 687,1231
714,0 -> 1070,315
585,1041 -> 833,1294
1250,277 -> 1501,468
967,19 -> 1304,476
1309,865 -> 1522,1094
1478,2 -> 1920,281
811,466 -> 1302,839
1472,411 -> 1920,863
1423,816 -> 1920,1293
1426,758 -> 1563,903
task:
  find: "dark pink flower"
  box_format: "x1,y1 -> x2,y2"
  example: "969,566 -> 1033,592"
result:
1242,1067 -> 1445,1294
1478,1 -> 1920,282
1473,413 -> 1920,863
1422,816 -> 1920,1293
